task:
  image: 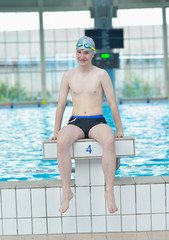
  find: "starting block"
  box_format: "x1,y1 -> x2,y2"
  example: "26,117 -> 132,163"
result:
43,137 -> 135,186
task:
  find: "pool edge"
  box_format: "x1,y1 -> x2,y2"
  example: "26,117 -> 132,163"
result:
0,175 -> 168,235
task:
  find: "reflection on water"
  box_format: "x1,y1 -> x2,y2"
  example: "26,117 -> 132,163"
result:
0,101 -> 168,181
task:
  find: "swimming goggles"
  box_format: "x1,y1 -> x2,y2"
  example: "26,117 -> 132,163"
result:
76,42 -> 95,51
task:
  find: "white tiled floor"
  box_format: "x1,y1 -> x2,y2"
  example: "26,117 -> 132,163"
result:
61,187 -> 76,217
121,185 -> 136,214
76,186 -> 90,215
137,214 -> 151,231
91,186 -> 105,215
16,189 -> 31,218
46,187 -> 61,217
31,188 -> 46,218
136,184 -> 151,214
106,186 -> 121,215
77,216 -> 92,233
3,219 -> 17,235
167,184 -> 169,212
17,219 -> 32,235
107,215 -> 121,232
47,217 -> 62,234
1,189 -> 16,218
152,214 -> 166,231
32,218 -> 47,235
151,184 -> 165,213
62,217 -> 77,233
0,231 -> 169,240
92,216 -> 107,233
0,177 -> 169,236
122,215 -> 136,232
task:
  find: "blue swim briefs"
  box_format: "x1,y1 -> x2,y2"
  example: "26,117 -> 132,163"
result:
67,115 -> 107,138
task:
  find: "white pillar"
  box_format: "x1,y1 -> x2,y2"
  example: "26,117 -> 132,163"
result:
39,11 -> 46,100
162,7 -> 169,97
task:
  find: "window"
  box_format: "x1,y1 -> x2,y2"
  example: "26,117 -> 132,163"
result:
113,8 -> 164,98
0,13 -> 40,103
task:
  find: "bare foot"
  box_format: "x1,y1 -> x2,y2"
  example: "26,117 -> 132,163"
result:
59,189 -> 74,213
105,189 -> 118,214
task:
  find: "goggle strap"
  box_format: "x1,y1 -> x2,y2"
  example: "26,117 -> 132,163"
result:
75,43 -> 95,51
90,46 -> 95,50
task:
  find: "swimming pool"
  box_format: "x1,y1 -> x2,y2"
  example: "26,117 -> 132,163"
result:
0,101 -> 168,181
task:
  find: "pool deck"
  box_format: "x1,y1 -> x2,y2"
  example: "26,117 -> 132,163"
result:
0,231 -> 169,240
0,175 -> 169,236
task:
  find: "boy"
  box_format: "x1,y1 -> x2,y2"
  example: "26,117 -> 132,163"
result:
52,36 -> 124,214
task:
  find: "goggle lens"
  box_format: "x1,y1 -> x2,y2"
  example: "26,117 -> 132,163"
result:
77,42 -> 82,47
76,42 -> 95,50
84,43 -> 90,48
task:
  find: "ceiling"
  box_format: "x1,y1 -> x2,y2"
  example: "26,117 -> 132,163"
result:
0,0 -> 169,12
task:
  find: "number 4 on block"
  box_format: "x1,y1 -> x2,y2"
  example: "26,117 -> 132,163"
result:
86,145 -> 92,154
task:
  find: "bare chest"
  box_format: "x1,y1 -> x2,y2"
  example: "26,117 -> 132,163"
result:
69,78 -> 102,96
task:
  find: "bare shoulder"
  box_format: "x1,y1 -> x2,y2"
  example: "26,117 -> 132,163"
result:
64,68 -> 77,78
93,66 -> 110,81
61,68 -> 77,85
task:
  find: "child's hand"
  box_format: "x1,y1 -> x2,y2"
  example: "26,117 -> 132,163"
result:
115,132 -> 124,138
51,133 -> 58,140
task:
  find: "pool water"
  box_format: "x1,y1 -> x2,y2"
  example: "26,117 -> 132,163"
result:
0,101 -> 169,181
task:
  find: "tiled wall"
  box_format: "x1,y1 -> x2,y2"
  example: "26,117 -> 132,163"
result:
0,176 -> 169,235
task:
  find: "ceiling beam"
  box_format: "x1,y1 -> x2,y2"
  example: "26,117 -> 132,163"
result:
0,0 -> 168,12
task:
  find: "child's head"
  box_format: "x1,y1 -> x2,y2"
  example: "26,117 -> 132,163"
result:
76,36 -> 96,55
